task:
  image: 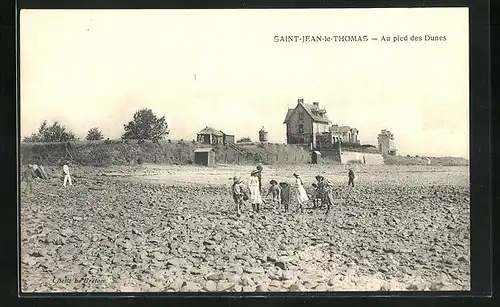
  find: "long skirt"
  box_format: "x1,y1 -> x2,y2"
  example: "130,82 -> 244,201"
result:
249,186 -> 262,204
296,186 -> 309,204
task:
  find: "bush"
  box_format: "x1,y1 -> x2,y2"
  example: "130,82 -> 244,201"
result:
86,127 -> 104,141
122,108 -> 169,141
23,120 -> 77,143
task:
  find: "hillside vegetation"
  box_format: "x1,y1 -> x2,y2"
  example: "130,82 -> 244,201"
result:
20,140 -> 312,166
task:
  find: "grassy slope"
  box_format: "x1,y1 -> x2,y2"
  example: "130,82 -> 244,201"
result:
20,140 -> 312,166
20,140 -> 468,167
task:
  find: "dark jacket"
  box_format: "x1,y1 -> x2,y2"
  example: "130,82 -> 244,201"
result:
279,182 -> 291,205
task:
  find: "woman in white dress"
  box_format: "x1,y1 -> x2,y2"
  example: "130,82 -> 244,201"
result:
248,170 -> 262,213
63,162 -> 72,187
293,173 -> 308,213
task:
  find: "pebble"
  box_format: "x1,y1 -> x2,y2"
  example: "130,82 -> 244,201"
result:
19,169 -> 471,293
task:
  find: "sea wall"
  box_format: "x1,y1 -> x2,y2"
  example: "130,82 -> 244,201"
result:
340,151 -> 385,165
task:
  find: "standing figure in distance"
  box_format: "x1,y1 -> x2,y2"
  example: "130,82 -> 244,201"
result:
279,182 -> 291,213
348,169 -> 355,187
311,182 -> 322,209
21,164 -> 36,193
231,176 -> 245,216
256,164 -> 263,193
293,173 -> 308,213
63,162 -> 72,187
266,179 -> 281,210
249,170 -> 263,213
316,175 -> 334,214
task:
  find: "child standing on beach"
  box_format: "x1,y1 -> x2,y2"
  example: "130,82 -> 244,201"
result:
266,180 -> 281,210
231,176 -> 245,216
310,183 -> 322,209
21,164 -> 36,193
279,182 -> 291,213
316,175 -> 334,214
249,170 -> 262,213
293,173 -> 308,213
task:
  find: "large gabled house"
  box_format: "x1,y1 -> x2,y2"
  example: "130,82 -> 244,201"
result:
283,98 -> 331,147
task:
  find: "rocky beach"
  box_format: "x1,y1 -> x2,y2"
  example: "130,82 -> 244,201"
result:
20,164 -> 470,293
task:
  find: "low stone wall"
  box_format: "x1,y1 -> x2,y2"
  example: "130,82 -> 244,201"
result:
340,151 -> 384,165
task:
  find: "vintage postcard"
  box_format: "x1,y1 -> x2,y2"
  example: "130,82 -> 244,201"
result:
19,8 -> 470,293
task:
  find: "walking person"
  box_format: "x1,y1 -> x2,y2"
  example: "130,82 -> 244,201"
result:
316,175 -> 334,214
63,162 -> 72,187
279,182 -> 291,213
293,173 -> 308,213
231,176 -> 245,216
348,169 -> 355,187
21,164 -> 36,193
249,170 -> 263,213
265,180 -> 281,210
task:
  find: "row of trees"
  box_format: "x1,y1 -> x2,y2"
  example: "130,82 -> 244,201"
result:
22,108 -> 169,143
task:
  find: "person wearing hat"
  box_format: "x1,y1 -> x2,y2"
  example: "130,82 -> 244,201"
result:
316,175 -> 334,214
310,182 -> 322,209
293,173 -> 308,213
231,176 -> 246,216
348,169 -> 355,187
256,165 -> 263,193
278,182 -> 291,213
21,164 -> 36,193
248,170 -> 263,213
63,161 -> 72,187
265,179 -> 281,210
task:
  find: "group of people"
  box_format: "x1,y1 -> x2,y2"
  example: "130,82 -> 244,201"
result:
231,165 -> 356,216
21,162 -> 73,192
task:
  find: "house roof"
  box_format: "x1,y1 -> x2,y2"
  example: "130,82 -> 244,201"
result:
283,109 -> 294,123
340,126 -> 352,133
194,147 -> 215,153
197,126 -> 224,136
302,103 -> 331,123
313,151 -> 321,155
283,101 -> 331,124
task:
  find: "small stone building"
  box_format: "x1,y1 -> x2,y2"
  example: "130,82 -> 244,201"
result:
194,148 -> 215,167
311,151 -> 322,164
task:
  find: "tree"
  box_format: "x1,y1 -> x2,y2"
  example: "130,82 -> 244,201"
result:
122,108 -> 169,141
86,127 -> 104,141
237,137 -> 252,143
23,120 -> 77,142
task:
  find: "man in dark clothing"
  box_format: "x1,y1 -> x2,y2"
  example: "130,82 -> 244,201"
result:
278,182 -> 291,213
348,169 -> 355,187
21,164 -> 36,193
256,164 -> 263,193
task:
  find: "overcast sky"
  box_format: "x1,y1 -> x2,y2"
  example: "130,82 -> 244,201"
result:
20,8 -> 469,158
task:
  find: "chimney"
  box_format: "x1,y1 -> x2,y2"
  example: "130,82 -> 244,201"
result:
298,98 -> 304,104
313,102 -> 319,107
